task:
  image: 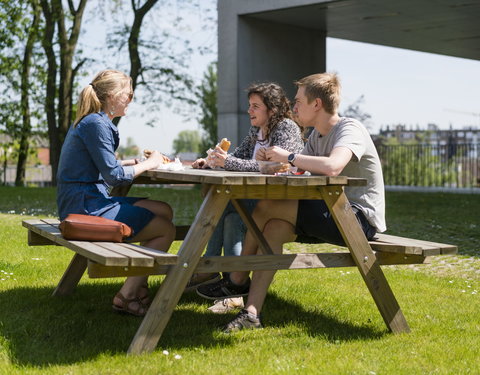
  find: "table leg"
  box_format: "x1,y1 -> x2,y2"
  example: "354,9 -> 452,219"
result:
128,185 -> 230,354
52,253 -> 87,297
320,185 -> 410,333
231,199 -> 274,255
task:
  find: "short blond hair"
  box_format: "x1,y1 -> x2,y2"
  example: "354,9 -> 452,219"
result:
74,69 -> 132,126
295,72 -> 341,114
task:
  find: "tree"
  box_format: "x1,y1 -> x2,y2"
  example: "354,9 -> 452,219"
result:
197,62 -> 217,153
40,0 -> 88,184
341,95 -> 372,129
172,130 -> 201,154
116,137 -> 140,159
0,0 -> 45,186
106,0 -> 215,127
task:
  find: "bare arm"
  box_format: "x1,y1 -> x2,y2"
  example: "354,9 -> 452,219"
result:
265,146 -> 353,176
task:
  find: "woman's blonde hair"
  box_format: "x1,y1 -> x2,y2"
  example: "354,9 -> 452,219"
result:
74,69 -> 133,126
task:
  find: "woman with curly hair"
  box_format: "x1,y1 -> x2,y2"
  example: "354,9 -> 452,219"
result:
187,82 -> 304,311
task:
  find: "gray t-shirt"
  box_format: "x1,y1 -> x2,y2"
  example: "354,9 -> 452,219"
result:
302,117 -> 386,232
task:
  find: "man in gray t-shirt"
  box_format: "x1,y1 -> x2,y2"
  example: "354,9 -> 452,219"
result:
196,73 -> 386,332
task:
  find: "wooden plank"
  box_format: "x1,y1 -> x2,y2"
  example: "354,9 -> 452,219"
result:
28,230 -> 55,246
374,233 -> 457,255
229,184 -> 325,200
128,184 -> 230,354
94,242 -> 154,267
87,252 -> 428,278
23,220 -> 130,266
231,199 -> 274,255
368,241 -> 435,256
321,185 -> 410,334
52,253 -> 87,296
120,243 -> 178,265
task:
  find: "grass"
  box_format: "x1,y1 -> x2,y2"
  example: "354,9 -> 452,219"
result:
0,186 -> 479,374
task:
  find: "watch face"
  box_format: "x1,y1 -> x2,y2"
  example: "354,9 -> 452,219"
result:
288,153 -> 295,162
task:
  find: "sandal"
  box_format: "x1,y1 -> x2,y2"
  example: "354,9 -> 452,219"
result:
138,282 -> 150,306
112,292 -> 148,317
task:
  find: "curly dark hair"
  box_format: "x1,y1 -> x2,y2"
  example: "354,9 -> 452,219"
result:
247,82 -> 296,142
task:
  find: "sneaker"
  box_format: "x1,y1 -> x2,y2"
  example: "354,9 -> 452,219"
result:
196,276 -> 250,300
208,297 -> 244,314
223,309 -> 263,333
184,273 -> 221,293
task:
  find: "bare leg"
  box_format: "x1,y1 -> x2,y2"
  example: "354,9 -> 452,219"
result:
114,200 -> 176,314
229,200 -> 298,286
244,218 -> 296,316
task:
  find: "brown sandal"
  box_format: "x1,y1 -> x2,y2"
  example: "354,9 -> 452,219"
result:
138,282 -> 150,306
112,292 -> 148,317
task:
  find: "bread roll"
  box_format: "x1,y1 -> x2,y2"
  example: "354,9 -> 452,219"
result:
219,138 -> 231,152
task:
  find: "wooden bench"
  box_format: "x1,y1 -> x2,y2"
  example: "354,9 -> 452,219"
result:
22,219 -> 457,294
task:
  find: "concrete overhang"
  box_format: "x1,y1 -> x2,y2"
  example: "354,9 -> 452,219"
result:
239,0 -> 480,61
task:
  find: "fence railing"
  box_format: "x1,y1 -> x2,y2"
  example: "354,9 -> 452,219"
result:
376,143 -> 480,188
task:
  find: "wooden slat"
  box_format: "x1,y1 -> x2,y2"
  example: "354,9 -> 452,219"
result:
369,241 -> 434,255
121,243 -> 178,265
375,233 -> 458,255
23,220 -> 128,266
94,242 -> 154,267
87,251 -> 428,278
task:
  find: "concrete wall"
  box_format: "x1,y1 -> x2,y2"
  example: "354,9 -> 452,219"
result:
218,0 -> 327,147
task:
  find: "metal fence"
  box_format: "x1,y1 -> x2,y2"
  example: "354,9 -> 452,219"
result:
376,143 -> 480,188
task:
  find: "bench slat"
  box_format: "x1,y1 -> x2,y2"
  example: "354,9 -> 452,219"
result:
94,242 -> 154,267
120,243 -> 178,265
23,220 -> 130,266
374,233 -> 457,255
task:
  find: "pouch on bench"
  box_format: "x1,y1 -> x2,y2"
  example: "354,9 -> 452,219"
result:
59,214 -> 132,242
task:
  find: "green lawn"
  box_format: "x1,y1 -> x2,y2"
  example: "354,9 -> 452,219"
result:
0,186 -> 479,374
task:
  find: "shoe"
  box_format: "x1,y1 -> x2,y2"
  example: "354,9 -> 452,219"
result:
184,272 -> 221,293
208,297 -> 244,314
223,309 -> 263,333
196,275 -> 250,300
112,292 -> 148,317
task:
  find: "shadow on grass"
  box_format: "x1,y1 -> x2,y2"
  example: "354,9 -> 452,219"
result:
0,284 -> 385,367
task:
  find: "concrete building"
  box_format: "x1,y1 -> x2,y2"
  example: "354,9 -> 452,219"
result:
218,0 -> 480,147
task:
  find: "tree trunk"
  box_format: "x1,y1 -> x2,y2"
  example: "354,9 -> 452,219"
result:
40,0 -> 87,185
114,0 -> 158,127
16,0 -> 41,187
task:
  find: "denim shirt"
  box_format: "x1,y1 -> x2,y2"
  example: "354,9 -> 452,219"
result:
56,112 -> 135,220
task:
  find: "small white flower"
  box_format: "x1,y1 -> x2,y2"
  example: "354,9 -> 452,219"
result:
174,354 -> 182,360
162,350 -> 169,355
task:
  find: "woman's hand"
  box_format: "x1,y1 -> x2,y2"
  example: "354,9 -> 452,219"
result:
255,147 -> 268,161
192,158 -> 207,169
207,146 -> 228,168
265,146 -> 289,163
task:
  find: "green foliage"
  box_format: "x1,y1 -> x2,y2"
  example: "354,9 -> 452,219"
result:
197,62 -> 218,153
377,139 -> 468,187
172,129 -> 201,155
116,137 -> 140,158
341,95 -> 372,130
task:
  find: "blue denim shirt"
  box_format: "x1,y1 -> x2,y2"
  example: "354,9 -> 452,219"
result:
56,112 -> 135,220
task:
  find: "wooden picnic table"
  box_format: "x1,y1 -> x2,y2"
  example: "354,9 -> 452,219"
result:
116,167 -> 409,354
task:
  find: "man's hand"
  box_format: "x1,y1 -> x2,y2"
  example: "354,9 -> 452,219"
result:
265,146 -> 290,163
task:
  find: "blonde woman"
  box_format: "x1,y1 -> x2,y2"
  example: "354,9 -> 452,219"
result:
57,69 -> 175,317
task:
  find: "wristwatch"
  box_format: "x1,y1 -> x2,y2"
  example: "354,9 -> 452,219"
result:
287,153 -> 297,166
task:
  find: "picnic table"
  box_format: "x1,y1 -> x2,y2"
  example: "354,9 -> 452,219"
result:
117,168 -> 410,353
23,167 -> 457,354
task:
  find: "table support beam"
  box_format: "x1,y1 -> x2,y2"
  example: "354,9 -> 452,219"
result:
128,184 -> 230,354
321,185 -> 410,334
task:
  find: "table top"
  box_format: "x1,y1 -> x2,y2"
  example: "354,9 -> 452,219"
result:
142,167 -> 367,187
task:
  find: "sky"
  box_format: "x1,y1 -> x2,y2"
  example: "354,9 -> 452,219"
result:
77,2 -> 480,155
